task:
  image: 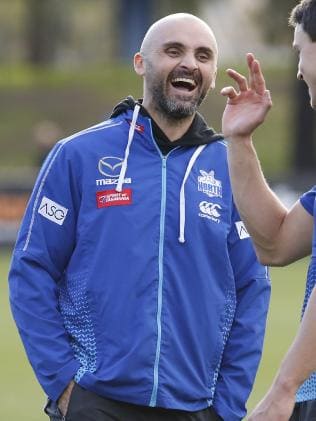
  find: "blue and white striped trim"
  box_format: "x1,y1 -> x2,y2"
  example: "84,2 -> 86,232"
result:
218,139 -> 227,148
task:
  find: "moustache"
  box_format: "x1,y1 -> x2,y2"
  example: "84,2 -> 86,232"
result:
169,69 -> 202,86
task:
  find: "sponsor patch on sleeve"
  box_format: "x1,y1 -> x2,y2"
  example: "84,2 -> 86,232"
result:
235,221 -> 250,239
96,189 -> 132,208
38,196 -> 68,225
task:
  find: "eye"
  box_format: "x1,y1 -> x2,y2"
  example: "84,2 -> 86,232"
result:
197,53 -> 210,62
166,48 -> 181,57
196,50 -> 212,62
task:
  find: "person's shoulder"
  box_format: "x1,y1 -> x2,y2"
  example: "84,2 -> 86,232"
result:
301,185 -> 316,200
204,137 -> 228,157
58,117 -> 124,150
206,136 -> 227,148
216,138 -> 228,148
305,185 -> 316,194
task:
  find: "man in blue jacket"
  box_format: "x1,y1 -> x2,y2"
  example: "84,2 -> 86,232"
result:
9,13 -> 270,421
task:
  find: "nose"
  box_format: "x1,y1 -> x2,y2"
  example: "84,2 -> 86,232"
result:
297,69 -> 303,80
180,53 -> 198,70
297,63 -> 303,81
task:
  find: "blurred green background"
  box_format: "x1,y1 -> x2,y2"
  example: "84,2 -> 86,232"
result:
0,63 -> 295,174
1,0 -> 315,420
1,0 -> 315,181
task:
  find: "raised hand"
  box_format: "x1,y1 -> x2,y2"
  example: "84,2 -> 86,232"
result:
221,53 -> 272,139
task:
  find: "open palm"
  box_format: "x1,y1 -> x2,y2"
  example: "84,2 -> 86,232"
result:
221,53 -> 272,139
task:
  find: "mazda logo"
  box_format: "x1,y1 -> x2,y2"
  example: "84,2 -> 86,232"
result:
98,156 -> 123,177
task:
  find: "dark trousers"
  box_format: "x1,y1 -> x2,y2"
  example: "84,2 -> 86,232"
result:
290,400 -> 316,421
45,384 -> 222,421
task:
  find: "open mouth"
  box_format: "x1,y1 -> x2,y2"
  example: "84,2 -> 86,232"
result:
171,77 -> 197,92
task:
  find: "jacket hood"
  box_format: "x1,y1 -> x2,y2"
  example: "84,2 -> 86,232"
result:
110,96 -> 224,147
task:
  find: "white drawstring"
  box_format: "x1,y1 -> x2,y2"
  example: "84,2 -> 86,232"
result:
179,144 -> 207,243
116,104 -> 141,192
116,104 -> 206,244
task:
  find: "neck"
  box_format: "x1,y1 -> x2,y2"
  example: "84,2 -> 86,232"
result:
142,101 -> 195,141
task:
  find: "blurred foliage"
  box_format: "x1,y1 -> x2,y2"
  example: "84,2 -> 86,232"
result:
0,0 -> 117,65
0,63 -> 141,167
156,0 -> 199,16
0,0 -> 202,66
0,0 -> 313,178
0,62 -> 293,179
253,0 -> 298,44
25,0 -> 69,64
252,0 -> 316,174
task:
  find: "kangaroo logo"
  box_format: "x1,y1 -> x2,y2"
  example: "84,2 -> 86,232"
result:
198,170 -> 222,198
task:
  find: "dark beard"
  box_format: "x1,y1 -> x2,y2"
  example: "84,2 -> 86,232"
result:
152,80 -> 206,120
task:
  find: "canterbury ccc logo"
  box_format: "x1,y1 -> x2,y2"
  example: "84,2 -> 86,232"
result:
199,201 -> 221,218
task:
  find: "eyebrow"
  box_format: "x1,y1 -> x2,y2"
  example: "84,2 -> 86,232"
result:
162,41 -> 214,55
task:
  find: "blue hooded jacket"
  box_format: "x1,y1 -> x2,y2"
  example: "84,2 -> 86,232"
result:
9,99 -> 270,420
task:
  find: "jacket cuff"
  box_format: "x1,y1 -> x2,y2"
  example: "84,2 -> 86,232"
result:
47,359 -> 81,402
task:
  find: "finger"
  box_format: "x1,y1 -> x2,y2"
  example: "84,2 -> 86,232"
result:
252,59 -> 267,95
247,53 -> 256,90
220,86 -> 238,99
247,52 -> 255,64
226,68 -> 248,92
264,89 -> 273,108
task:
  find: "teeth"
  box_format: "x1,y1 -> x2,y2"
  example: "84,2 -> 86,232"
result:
172,78 -> 196,87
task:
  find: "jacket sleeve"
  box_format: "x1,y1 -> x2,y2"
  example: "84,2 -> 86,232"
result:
213,204 -> 271,421
8,141 -> 81,402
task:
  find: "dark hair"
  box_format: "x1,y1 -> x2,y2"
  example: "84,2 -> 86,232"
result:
289,0 -> 316,41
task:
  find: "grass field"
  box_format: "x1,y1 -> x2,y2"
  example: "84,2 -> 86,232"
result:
0,247 -> 308,420
1,247 -> 45,420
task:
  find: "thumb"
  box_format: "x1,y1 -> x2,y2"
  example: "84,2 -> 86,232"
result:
221,86 -> 238,99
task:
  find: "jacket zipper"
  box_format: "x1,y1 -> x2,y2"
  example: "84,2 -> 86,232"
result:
149,155 -> 167,406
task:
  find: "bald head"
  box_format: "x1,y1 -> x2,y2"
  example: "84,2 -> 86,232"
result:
134,13 -> 218,122
140,13 -> 218,59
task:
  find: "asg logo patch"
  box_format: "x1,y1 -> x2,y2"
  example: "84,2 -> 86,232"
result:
38,196 -> 68,225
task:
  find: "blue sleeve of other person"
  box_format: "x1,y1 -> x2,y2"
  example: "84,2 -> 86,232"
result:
300,186 -> 316,216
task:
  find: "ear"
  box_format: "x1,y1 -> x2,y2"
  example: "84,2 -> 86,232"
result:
134,52 -> 145,76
